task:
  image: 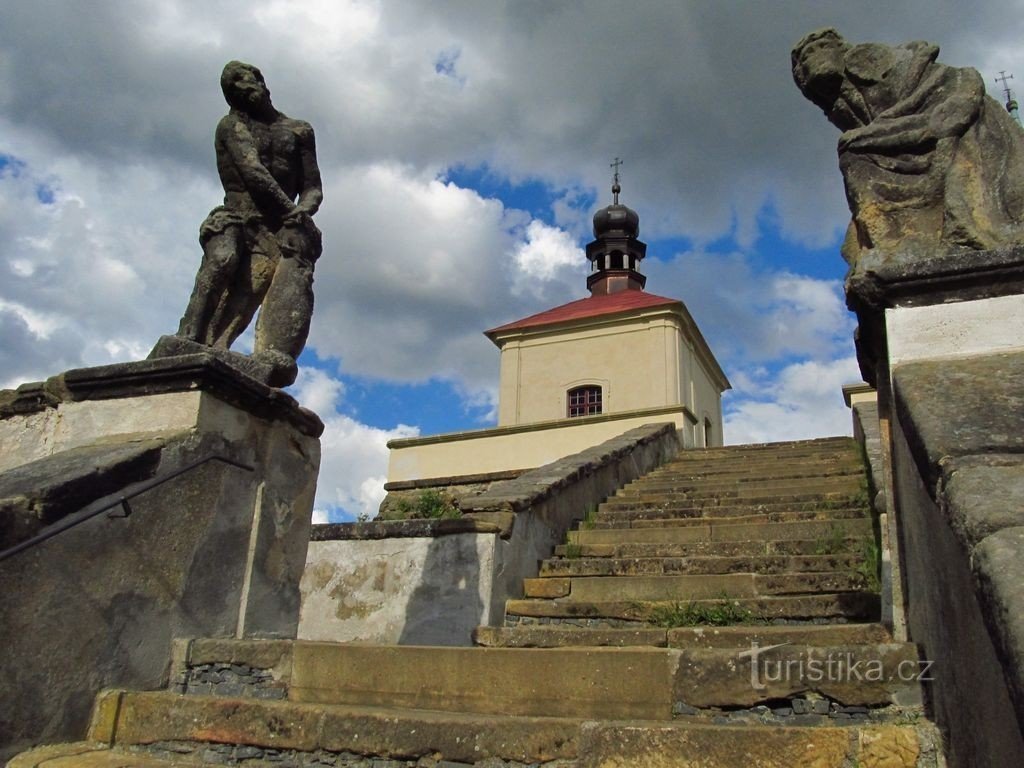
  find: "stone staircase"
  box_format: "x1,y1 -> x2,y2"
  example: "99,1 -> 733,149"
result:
11,437 -> 944,768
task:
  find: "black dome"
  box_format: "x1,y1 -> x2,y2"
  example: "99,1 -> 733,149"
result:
592,203 -> 640,239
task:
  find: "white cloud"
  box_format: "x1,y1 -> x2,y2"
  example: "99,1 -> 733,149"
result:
724,357 -> 862,445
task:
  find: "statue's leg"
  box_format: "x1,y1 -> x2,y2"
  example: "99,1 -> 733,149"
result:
253,225 -> 317,386
211,228 -> 280,349
176,224 -> 242,345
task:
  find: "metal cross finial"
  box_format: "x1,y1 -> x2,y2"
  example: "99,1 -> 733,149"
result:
610,157 -> 623,204
996,70 -> 1015,100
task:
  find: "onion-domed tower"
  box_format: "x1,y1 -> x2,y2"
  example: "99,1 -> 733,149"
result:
586,178 -> 648,295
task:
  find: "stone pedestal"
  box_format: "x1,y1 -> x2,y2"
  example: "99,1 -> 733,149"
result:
0,354 -> 322,760
847,245 -> 1024,767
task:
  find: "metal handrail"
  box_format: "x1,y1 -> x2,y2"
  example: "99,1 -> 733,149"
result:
0,454 -> 254,563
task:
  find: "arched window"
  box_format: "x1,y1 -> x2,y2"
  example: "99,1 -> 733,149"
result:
567,385 -> 602,418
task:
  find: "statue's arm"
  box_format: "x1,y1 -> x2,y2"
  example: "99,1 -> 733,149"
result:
292,121 -> 323,218
218,115 -> 297,217
839,68 -> 983,154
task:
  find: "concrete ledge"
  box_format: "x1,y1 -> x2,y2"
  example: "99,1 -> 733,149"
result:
383,469 -> 524,491
311,514 -> 514,541
0,354 -> 323,438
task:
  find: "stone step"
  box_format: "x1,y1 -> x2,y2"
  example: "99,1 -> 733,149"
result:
596,500 -> 868,521
663,436 -> 856,460
619,474 -> 865,496
610,493 -> 868,512
11,707 -> 941,768
577,721 -> 942,768
177,641 -> 917,713
644,459 -> 865,481
589,507 -> 869,529
598,502 -> 868,522
522,572 -> 869,601
540,553 -> 866,578
570,518 -> 873,546
474,622 -> 892,649
554,536 -> 867,559
82,689 -> 582,764
505,591 -> 880,623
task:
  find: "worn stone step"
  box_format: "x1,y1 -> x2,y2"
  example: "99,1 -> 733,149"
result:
506,592 -> 880,623
590,507 -> 869,529
522,572 -> 869,601
606,493 -> 864,512
576,721 -> 942,768
620,474 -> 865,496
473,622 -> 892,649
184,640 -> 917,712
540,553 -> 866,578
554,536 -> 867,559
571,518 -> 873,546
645,458 -> 865,480
597,498 -> 869,519
83,689 -> 581,764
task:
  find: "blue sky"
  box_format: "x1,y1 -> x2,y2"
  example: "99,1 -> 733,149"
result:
1,1 -> 1021,521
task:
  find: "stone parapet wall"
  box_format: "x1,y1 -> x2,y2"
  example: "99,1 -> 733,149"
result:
891,351 -> 1024,766
299,423 -> 682,646
386,405 -> 693,482
0,357 -> 321,762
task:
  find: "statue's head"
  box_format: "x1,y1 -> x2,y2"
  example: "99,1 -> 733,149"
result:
221,60 -> 272,114
791,28 -> 848,115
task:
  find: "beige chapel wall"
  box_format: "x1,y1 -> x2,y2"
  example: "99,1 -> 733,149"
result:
497,316 -> 684,426
386,408 -> 690,483
681,332 -> 726,448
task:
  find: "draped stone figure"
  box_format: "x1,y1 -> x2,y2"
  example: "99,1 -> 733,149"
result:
792,28 -> 1024,267
151,61 -> 323,388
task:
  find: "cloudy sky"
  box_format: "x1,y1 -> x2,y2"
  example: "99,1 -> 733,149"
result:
2,1 -> 1021,521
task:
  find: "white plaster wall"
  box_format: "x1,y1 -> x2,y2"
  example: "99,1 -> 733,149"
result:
0,391 -> 202,473
298,534 -> 497,646
386,408 -> 688,483
886,294 -> 1024,367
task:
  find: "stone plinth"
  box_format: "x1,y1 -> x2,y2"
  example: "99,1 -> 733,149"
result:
0,354 -> 322,761
844,243 -> 1024,387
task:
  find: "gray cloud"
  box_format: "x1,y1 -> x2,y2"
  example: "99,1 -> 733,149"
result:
2,0 -> 1020,417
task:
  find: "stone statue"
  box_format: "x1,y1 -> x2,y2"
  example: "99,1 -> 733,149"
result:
150,61 -> 323,388
792,28 -> 1024,266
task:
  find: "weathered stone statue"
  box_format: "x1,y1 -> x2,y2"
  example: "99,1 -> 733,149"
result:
150,61 -> 323,388
792,28 -> 1024,266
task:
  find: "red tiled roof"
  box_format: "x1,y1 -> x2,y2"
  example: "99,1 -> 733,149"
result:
485,290 -> 681,337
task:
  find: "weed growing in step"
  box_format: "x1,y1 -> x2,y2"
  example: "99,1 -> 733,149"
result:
561,540 -> 585,561
578,505 -> 599,530
648,595 -> 761,627
856,538 -> 882,593
814,524 -> 849,555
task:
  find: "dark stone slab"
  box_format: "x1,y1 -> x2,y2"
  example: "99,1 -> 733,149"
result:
149,335 -> 288,391
846,242 -> 1024,313
893,351 -> 1024,491
973,526 -> 1024,731
941,454 -> 1024,551
1,353 -> 323,438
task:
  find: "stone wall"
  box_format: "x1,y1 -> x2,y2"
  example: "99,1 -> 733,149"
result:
299,423 -> 682,646
0,355 -> 321,761
891,352 -> 1024,767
